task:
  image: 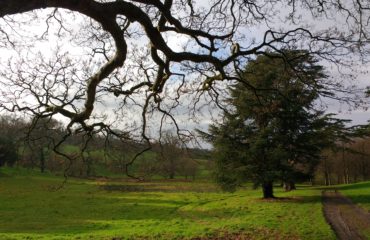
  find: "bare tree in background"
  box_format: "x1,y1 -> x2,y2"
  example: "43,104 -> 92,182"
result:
0,0 -> 369,176
155,131 -> 185,179
318,139 -> 370,185
24,117 -> 65,172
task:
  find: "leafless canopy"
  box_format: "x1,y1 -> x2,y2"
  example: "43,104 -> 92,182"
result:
0,0 -> 369,160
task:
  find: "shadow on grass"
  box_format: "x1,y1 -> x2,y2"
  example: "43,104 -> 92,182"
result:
0,178 -> 346,237
0,189 -> 326,236
255,195 -> 322,204
101,184 -> 220,193
0,201 -> 183,235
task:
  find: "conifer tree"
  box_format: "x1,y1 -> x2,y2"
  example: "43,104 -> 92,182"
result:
201,50 -> 345,198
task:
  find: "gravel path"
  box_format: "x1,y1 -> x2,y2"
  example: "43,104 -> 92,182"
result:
322,190 -> 370,240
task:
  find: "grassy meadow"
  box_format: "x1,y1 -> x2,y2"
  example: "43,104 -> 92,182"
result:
337,181 -> 370,211
0,167 -> 338,240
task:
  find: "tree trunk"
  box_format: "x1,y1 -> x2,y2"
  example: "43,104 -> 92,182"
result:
323,158 -> 331,186
262,181 -> 274,198
39,148 -> 45,173
324,170 -> 331,186
283,181 -> 296,191
85,157 -> 92,177
337,174 -> 341,185
361,160 -> 367,181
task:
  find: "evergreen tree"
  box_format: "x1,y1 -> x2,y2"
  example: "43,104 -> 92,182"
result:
201,50 -> 341,198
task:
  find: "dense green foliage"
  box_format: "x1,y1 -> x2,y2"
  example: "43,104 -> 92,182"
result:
0,167 -> 335,240
202,50 -> 345,198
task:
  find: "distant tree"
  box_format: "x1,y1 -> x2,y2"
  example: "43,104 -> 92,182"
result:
155,131 -> 185,179
313,120 -> 370,185
353,139 -> 370,181
25,117 -> 65,173
0,135 -> 17,167
317,136 -> 370,185
0,115 -> 26,167
201,50 -> 344,198
178,157 -> 198,180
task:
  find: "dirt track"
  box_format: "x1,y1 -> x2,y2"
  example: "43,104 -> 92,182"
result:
322,190 -> 370,240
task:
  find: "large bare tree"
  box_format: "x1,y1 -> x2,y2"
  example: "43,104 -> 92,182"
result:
0,0 -> 369,175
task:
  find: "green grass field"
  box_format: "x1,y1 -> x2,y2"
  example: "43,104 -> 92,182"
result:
337,181 -> 370,211
0,167 -> 337,240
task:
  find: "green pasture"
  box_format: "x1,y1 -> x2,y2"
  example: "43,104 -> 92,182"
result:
0,167 -> 341,239
337,181 -> 370,211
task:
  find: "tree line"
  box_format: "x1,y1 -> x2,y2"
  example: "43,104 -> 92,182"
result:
318,139 -> 370,185
0,115 -> 210,180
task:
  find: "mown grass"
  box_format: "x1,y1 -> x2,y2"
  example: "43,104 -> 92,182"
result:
337,181 -> 370,211
0,167 -> 335,240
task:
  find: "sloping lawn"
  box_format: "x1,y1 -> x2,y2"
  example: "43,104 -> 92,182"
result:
0,168 -> 334,239
337,181 -> 370,211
